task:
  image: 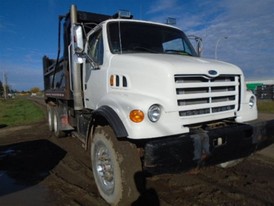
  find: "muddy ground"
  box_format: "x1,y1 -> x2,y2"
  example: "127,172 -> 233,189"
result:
0,100 -> 274,206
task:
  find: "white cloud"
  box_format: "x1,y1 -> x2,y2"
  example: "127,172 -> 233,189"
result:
158,0 -> 274,80
147,0 -> 179,14
0,16 -> 17,34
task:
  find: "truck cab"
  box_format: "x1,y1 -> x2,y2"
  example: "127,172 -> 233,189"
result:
78,18 -> 257,139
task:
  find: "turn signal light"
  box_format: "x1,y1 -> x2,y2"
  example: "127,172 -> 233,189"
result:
130,110 -> 144,123
110,75 -> 114,86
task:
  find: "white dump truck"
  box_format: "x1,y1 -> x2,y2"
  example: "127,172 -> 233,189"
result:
43,5 -> 273,205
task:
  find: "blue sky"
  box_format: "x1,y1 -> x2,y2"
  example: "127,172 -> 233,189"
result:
0,0 -> 274,91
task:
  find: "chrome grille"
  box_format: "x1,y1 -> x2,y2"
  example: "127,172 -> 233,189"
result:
175,75 -> 239,121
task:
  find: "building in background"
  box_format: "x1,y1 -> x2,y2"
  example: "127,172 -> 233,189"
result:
246,80 -> 274,100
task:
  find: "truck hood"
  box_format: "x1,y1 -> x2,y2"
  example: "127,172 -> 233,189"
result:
108,53 -> 244,112
110,53 -> 243,76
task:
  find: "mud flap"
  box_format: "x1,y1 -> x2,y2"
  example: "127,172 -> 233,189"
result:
56,106 -> 74,131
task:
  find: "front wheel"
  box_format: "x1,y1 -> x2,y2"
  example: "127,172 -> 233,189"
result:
91,126 -> 142,205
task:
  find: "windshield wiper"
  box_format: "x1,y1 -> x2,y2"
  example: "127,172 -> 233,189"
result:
164,49 -> 193,56
132,46 -> 158,53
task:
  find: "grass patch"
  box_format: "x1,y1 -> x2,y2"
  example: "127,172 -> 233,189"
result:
0,97 -> 45,127
257,100 -> 274,113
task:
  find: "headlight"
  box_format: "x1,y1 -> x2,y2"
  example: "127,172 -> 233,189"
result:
249,96 -> 256,108
148,104 -> 161,122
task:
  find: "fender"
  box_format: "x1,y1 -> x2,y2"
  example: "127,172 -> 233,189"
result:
92,105 -> 128,138
98,92 -> 186,139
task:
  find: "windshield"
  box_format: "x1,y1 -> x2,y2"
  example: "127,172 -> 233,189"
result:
107,21 -> 197,56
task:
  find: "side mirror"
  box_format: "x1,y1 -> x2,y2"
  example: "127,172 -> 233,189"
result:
188,35 -> 203,57
196,38 -> 203,57
73,25 -> 84,53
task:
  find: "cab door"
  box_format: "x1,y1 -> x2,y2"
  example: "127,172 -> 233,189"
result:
83,28 -> 105,109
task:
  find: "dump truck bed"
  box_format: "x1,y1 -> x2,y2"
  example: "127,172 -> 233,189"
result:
43,10 -> 111,100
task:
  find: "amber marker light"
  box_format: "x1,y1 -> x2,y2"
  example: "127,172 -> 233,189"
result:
110,75 -> 114,86
130,110 -> 144,123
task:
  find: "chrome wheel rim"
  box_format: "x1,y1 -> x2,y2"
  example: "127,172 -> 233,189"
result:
53,112 -> 58,133
94,142 -> 114,194
48,109 -> 52,130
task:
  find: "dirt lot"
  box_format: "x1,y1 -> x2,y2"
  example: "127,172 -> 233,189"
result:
0,104 -> 274,205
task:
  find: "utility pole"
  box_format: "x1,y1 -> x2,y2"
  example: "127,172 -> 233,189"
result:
215,36 -> 228,59
3,72 -> 7,100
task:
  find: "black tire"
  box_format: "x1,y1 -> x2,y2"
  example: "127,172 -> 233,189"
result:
91,126 -> 142,206
53,107 -> 65,138
47,105 -> 54,132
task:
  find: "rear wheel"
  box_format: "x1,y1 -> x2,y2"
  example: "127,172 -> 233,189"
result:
53,108 -> 65,138
91,126 -> 142,205
47,105 -> 54,131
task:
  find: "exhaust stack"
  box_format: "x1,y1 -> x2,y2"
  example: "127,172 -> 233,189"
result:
70,4 -> 83,110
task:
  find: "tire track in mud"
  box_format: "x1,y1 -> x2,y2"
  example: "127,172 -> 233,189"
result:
41,148 -> 108,206
146,156 -> 274,206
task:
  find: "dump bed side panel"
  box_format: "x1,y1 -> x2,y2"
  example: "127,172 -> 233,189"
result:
43,56 -> 72,100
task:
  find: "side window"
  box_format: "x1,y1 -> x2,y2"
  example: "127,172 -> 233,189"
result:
163,38 -> 182,51
163,38 -> 192,54
87,29 -> 103,65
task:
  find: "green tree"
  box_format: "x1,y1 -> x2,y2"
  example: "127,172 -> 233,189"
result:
30,87 -> 40,93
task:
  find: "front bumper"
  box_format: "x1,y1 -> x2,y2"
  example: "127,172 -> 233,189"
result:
143,120 -> 274,174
